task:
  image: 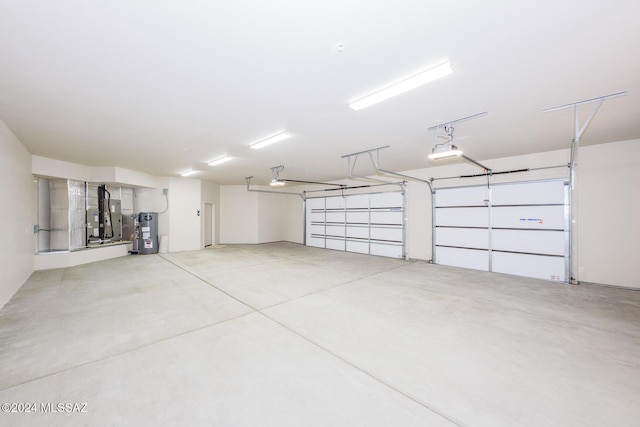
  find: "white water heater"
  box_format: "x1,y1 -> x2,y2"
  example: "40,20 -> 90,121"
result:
138,212 -> 158,254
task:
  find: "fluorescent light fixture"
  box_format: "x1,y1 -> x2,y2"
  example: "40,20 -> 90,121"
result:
349,61 -> 454,111
250,132 -> 291,150
208,156 -> 233,166
270,179 -> 285,187
428,143 -> 463,160
181,170 -> 197,177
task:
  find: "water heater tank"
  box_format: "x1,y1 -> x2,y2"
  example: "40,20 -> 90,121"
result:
138,212 -> 158,254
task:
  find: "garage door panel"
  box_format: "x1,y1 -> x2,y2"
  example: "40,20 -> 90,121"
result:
308,224 -> 325,235
346,194 -> 369,208
326,238 -> 345,251
308,213 -> 325,224
325,211 -> 345,223
326,226 -> 345,237
346,211 -> 368,223
370,211 -> 403,225
435,207 -> 488,227
435,186 -> 489,207
307,236 -> 325,248
346,226 -> 368,239
370,192 -> 402,208
493,252 -> 565,281
346,240 -> 369,254
325,197 -> 345,209
493,229 -> 565,256
370,243 -> 403,258
435,227 -> 488,249
492,181 -> 566,205
370,227 -> 403,242
492,206 -> 565,229
306,198 -> 325,209
436,247 -> 489,271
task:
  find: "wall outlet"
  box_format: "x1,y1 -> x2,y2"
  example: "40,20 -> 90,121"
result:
162,188 -> 168,195
578,266 -> 584,273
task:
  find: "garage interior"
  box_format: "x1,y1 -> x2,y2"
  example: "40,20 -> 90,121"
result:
0,1 -> 639,426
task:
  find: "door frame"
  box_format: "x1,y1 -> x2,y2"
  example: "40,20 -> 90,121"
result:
203,202 -> 215,247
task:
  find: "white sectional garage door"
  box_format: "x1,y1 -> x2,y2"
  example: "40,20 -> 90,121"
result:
434,180 -> 568,282
305,192 -> 405,259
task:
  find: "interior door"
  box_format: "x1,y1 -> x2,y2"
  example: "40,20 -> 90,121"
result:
204,203 -> 213,247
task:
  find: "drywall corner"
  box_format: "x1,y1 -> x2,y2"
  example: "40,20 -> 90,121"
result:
0,118 -> 35,309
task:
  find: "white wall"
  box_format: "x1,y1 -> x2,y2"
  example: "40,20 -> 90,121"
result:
133,178 -> 204,252
404,180 -> 432,261
133,186 -> 170,238
219,186 -> 303,244
220,186 -> 259,244
0,118 -> 35,309
115,167 -> 163,189
32,155 -> 90,181
168,177 -> 202,252
257,191 -> 298,243
579,139 -> 640,288
282,194 -> 304,244
33,156 -> 164,189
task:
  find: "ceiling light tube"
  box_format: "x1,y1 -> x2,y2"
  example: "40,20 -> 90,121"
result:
349,61 -> 454,111
181,170 -> 197,177
208,156 -> 233,166
428,144 -> 463,160
270,179 -> 286,187
250,132 -> 292,149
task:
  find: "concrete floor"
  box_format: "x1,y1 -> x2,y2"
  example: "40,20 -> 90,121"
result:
0,242 -> 639,426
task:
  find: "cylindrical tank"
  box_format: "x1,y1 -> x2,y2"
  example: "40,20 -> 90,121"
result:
138,212 -> 158,254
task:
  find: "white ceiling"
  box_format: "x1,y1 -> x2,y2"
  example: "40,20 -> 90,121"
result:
1,1 -> 638,185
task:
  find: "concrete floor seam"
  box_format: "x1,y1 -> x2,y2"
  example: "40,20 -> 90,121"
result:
159,252 -> 466,427
257,276 -> 372,311
0,310 -> 256,393
257,262 -> 421,312
195,258 -> 286,275
158,254 -> 261,312
257,310 -> 468,427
